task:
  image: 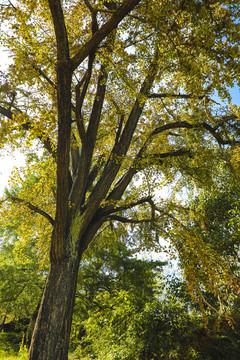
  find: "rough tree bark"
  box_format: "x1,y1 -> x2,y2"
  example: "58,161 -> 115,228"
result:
28,254 -> 80,360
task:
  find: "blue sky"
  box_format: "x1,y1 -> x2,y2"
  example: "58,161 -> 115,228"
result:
229,84 -> 240,105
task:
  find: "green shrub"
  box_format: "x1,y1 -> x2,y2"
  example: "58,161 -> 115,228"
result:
0,350 -> 27,360
0,332 -> 22,353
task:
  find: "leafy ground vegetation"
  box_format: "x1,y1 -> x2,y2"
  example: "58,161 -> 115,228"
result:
0,0 -> 240,359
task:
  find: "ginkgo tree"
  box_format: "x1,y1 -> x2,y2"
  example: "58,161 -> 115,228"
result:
0,0 -> 240,359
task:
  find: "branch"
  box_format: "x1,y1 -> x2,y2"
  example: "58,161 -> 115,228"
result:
107,147 -> 191,204
0,105 -> 57,158
109,214 -> 152,224
101,196 -> 152,216
83,0 -> 95,14
86,31 -> 116,149
7,0 -> 17,10
83,0 -> 99,34
83,48 -> 159,212
202,122 -> 240,145
147,148 -> 191,164
70,133 -> 80,178
115,114 -> 124,145
71,0 -> 141,71
0,284 -> 28,304
151,121 -> 193,136
150,120 -> 240,146
9,196 -> 55,226
75,73 -> 88,145
78,196 -> 155,252
70,69 -> 109,209
47,0 -> 70,61
32,64 -> 57,89
86,155 -> 105,191
149,92 -> 221,104
75,56 -> 96,147
70,26 -> 117,212
198,288 -> 219,314
0,104 -> 12,119
74,1 -> 99,145
107,92 -> 125,116
8,91 -> 17,111
105,164 -> 136,202
148,93 -> 208,100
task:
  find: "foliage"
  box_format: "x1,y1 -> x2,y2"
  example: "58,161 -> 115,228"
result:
70,270 -> 240,360
70,236 -> 165,346
0,0 -> 240,357
0,352 -> 27,360
0,238 -> 44,323
70,237 -> 240,360
0,333 -> 22,354
0,231 -> 45,330
0,154 -> 55,266
165,165 -> 240,319
72,296 -> 198,360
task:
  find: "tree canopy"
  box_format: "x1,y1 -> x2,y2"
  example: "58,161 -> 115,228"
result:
0,0 -> 240,358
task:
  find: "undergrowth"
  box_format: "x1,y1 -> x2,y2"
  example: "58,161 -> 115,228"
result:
0,351 -> 27,360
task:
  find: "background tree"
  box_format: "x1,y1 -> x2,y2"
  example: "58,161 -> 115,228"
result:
0,225 -> 45,353
166,160 -> 240,320
0,0 -> 240,358
71,243 -> 240,360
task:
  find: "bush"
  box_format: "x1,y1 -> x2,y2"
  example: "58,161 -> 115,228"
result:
0,332 -> 22,354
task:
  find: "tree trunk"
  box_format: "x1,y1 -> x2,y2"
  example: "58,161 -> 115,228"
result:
25,303 -> 40,348
28,251 -> 81,360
